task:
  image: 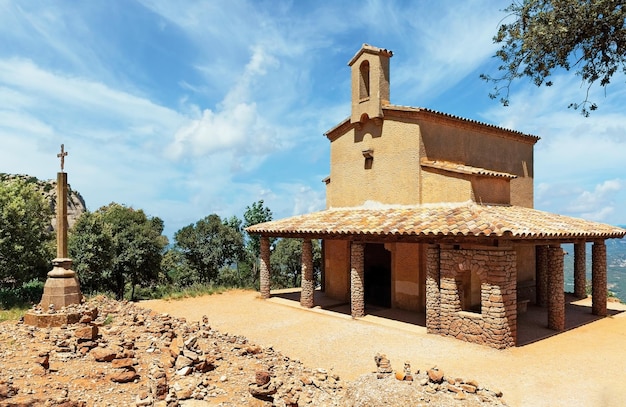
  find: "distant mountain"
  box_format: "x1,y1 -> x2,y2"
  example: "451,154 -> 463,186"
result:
0,173 -> 87,230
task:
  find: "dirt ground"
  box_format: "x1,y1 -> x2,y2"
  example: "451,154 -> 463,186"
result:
140,289 -> 626,407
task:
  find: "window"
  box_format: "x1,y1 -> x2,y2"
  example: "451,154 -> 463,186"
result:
359,60 -> 370,100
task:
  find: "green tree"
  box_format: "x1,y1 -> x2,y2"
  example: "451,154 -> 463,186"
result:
160,247 -> 196,288
70,203 -> 167,300
0,179 -> 53,287
243,200 -> 273,282
482,0 -> 626,115
68,211 -> 114,294
270,238 -> 322,288
174,214 -> 244,284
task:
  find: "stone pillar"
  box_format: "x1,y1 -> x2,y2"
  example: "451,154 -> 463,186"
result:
300,239 -> 314,308
39,172 -> 81,311
547,245 -> 565,331
536,245 -> 548,307
350,241 -> 365,318
259,237 -> 271,299
574,242 -> 587,299
592,241 -> 607,317
425,245 -> 441,334
56,172 -> 69,258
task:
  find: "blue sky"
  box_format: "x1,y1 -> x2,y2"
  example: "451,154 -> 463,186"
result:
1,0 -> 625,239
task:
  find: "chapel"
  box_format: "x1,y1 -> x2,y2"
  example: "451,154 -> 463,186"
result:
247,44 -> 626,348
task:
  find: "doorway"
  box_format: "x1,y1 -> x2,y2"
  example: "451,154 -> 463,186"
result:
364,243 -> 391,308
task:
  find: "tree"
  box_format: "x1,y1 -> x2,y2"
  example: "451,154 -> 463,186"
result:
270,238 -> 322,289
0,179 -> 53,287
68,211 -> 114,294
482,0 -> 626,115
70,203 -> 167,300
174,214 -> 245,284
160,247 -> 196,288
243,200 -> 273,282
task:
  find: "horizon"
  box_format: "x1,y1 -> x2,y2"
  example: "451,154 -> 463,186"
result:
1,1 -> 625,238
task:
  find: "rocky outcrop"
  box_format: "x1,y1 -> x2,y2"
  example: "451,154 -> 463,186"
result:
0,297 -> 507,406
0,173 -> 87,230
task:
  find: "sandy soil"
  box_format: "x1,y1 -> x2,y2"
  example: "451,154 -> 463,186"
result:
139,290 -> 626,407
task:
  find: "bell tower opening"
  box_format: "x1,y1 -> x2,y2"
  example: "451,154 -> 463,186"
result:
348,44 -> 392,126
359,60 -> 370,100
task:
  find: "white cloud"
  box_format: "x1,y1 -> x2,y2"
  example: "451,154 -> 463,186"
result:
567,179 -> 622,219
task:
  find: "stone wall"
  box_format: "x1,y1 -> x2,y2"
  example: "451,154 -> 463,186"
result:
429,247 -> 517,349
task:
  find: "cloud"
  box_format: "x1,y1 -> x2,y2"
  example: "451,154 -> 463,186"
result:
567,179 -> 622,216
165,46 -> 285,164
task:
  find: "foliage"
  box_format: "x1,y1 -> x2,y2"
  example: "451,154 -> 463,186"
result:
482,0 -> 626,115
157,283 -> 228,300
69,211 -> 114,293
270,238 -> 322,289
69,203 -> 167,301
243,200 -> 273,282
0,279 -> 45,309
174,214 -> 245,284
160,247 -> 196,287
0,306 -> 28,322
0,179 -> 53,287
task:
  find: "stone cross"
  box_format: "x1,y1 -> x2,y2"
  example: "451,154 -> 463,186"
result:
57,144 -> 68,172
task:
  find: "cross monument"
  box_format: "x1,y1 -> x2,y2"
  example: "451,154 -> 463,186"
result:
39,144 -> 82,310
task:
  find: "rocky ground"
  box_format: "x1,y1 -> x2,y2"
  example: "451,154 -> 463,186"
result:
0,297 -> 507,406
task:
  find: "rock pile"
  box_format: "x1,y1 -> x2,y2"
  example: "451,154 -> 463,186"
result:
0,296 -> 507,406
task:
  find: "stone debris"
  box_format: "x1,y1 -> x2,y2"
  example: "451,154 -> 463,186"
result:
0,296 -> 507,406
374,352 -> 393,379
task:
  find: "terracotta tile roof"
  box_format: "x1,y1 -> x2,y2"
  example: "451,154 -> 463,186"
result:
420,159 -> 517,179
246,203 -> 626,241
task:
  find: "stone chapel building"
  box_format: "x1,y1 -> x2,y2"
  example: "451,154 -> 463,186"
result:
247,44 -> 626,349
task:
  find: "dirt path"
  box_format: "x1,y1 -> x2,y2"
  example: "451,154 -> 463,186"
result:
139,290 -> 626,407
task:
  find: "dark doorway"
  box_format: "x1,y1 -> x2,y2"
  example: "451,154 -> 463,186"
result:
364,243 -> 391,307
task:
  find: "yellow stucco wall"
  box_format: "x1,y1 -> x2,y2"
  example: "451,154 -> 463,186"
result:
324,239 -> 350,301
327,119 -> 421,207
421,170 -> 473,203
418,119 -> 534,207
389,242 -> 422,312
326,115 -> 535,209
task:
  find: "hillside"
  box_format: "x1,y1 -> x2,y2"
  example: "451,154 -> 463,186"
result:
0,173 -> 87,230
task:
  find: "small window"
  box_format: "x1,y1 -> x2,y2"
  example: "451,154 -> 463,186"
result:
460,269 -> 482,313
359,61 -> 370,100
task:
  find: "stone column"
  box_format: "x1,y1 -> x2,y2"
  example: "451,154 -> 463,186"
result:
547,245 -> 565,331
39,171 -> 81,310
574,242 -> 587,299
56,172 -> 69,258
259,237 -> 271,299
425,245 -> 441,334
592,241 -> 607,316
350,241 -> 365,318
300,239 -> 314,308
536,245 -> 548,307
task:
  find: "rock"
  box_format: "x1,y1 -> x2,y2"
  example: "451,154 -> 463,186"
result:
75,325 -> 98,340
91,347 -> 117,362
403,361 -> 413,381
175,366 -> 193,376
135,392 -> 153,406
256,371 -> 271,386
461,383 -> 477,393
427,367 -> 444,384
110,367 -> 139,383
112,358 -> 136,369
374,353 -> 393,379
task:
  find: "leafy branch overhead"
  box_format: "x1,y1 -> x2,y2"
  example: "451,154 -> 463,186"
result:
482,0 -> 626,116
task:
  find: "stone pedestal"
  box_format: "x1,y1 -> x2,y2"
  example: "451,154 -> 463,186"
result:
40,258 -> 82,310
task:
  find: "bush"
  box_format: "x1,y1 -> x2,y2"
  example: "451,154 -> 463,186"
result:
0,279 -> 44,308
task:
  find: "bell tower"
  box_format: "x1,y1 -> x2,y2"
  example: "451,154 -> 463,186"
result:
348,44 -> 392,127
